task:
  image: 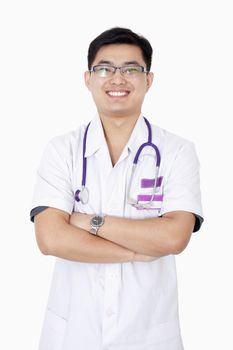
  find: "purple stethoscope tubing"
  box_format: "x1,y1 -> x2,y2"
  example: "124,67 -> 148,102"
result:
133,117 -> 160,166
82,122 -> 91,187
74,122 -> 91,203
75,117 -> 161,205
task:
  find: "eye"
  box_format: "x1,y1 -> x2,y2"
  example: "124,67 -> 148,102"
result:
124,66 -> 142,74
97,66 -> 111,72
94,66 -> 113,77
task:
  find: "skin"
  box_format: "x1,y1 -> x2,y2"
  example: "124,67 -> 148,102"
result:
85,44 -> 153,122
34,43 -> 195,263
84,44 -> 154,165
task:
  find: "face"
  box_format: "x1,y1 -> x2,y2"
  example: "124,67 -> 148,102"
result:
85,44 -> 154,119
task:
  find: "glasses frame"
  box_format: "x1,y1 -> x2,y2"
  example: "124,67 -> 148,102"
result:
90,64 -> 148,78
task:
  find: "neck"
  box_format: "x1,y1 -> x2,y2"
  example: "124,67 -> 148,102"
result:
98,112 -> 141,166
99,112 -> 141,140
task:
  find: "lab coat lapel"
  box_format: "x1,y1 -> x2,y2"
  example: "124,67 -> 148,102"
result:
84,115 -> 113,178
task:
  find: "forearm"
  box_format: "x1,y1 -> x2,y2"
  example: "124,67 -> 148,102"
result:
97,212 -> 195,256
70,212 -> 182,257
34,209 -> 134,264
98,216 -> 171,256
54,223 -> 135,263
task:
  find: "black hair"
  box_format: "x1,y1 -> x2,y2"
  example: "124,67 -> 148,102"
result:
87,27 -> 153,72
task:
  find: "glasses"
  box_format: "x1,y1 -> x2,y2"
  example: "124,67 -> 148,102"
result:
90,65 -> 148,78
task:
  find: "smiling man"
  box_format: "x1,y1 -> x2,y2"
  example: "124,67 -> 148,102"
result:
31,27 -> 203,350
85,44 -> 152,119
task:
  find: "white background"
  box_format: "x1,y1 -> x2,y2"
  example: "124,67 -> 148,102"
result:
0,0 -> 232,349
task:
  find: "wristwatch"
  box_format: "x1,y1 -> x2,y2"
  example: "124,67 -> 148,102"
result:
90,215 -> 105,235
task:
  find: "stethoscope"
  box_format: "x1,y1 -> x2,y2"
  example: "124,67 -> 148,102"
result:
74,117 -> 161,209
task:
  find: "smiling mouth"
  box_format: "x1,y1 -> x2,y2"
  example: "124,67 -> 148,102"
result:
106,90 -> 130,97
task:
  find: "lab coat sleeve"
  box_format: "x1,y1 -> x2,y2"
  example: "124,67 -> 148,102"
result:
30,136 -> 74,220
160,141 -> 204,232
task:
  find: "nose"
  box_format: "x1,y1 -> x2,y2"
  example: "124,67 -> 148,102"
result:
110,68 -> 126,84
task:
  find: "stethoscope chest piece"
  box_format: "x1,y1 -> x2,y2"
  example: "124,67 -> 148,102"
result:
75,186 -> 89,204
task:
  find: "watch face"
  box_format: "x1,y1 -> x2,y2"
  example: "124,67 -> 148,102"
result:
92,216 -> 103,226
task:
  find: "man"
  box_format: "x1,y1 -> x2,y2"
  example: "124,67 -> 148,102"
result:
31,27 -> 203,350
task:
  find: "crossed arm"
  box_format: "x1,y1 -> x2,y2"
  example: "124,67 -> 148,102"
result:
34,208 -> 195,263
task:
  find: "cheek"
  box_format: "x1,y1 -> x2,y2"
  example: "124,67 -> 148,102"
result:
132,85 -> 148,100
133,79 -> 148,92
88,78 -> 102,91
89,83 -> 104,100
90,92 -> 102,107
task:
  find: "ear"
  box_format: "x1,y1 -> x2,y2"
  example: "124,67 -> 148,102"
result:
84,71 -> 91,90
146,72 -> 154,92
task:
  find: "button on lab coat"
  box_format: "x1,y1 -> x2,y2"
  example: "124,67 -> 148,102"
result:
31,114 -> 203,350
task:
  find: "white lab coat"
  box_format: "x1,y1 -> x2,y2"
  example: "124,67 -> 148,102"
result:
31,114 -> 203,350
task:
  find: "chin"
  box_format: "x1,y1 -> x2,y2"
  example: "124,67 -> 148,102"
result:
105,106 -> 138,116
108,111 -> 133,118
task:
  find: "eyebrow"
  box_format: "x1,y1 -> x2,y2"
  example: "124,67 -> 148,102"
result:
96,59 -> 142,66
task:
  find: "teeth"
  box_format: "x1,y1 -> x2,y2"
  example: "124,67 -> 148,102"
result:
107,91 -> 128,97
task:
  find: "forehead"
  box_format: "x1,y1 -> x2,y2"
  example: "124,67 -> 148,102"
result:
93,44 -> 145,65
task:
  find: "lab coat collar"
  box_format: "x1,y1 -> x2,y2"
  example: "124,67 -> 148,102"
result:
84,115 -> 107,157
84,113 -> 149,159
125,114 -> 148,155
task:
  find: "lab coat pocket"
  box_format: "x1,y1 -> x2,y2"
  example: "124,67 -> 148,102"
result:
38,309 -> 67,350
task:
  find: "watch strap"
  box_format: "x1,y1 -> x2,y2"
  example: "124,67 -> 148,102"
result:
90,226 -> 98,235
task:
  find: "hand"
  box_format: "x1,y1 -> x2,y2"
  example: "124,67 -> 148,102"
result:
70,212 -> 94,232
